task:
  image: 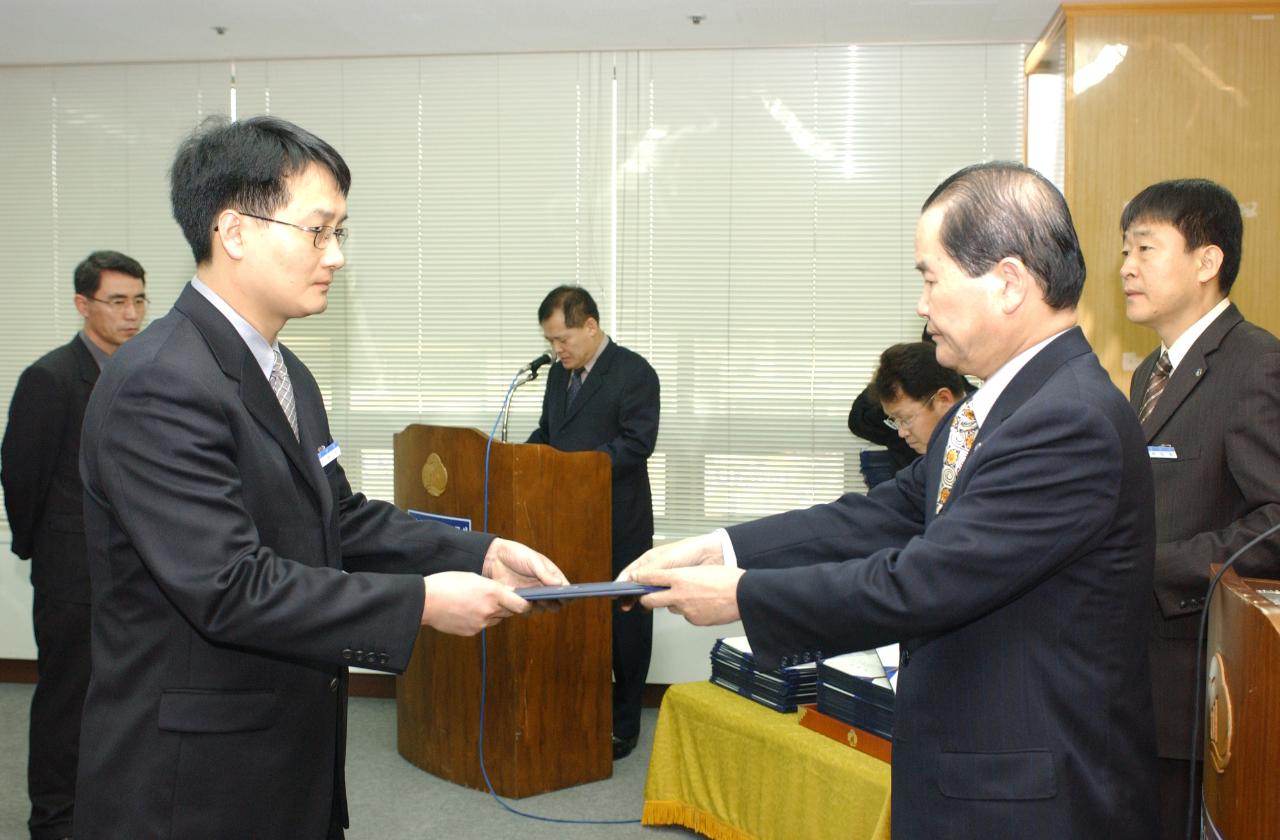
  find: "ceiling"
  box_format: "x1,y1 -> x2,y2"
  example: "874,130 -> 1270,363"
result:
0,0 -> 1078,67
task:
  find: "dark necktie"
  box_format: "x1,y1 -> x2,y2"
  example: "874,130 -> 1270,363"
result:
567,368 -> 584,406
1138,351 -> 1172,424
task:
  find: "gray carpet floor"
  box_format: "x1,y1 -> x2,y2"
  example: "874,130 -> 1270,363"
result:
0,682 -> 696,839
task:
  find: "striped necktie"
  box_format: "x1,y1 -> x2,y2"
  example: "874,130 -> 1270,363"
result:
269,348 -> 300,441
936,401 -> 978,513
1138,351 -> 1172,424
567,368 -> 584,406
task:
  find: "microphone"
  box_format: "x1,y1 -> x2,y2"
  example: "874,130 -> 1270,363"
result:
520,351 -> 555,378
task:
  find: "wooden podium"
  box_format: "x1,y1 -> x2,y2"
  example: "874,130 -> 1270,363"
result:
392,424 -> 613,797
1202,565 -> 1280,839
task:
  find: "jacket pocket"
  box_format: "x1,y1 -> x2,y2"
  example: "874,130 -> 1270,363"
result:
937,749 -> 1057,800
158,689 -> 277,734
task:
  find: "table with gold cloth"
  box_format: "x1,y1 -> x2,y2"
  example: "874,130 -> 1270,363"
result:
643,681 -> 892,840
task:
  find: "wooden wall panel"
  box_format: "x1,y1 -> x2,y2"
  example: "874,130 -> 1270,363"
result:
1061,8 -> 1280,389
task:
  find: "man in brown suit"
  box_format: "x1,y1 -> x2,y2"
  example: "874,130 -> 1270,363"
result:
1121,178 -> 1280,839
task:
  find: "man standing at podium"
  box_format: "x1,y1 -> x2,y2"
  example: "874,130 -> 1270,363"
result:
1120,178 -> 1280,839
527,285 -> 660,760
624,162 -> 1159,837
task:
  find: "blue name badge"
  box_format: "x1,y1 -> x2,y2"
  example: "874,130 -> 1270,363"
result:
1148,444 -> 1177,460
408,509 -> 472,532
317,441 -> 341,467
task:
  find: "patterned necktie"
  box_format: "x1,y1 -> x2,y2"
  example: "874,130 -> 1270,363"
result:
936,401 -> 978,513
269,348 -> 300,441
567,368 -> 584,407
1138,351 -> 1172,424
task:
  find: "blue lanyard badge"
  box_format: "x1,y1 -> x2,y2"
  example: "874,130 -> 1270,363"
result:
317,440 -> 341,467
1148,444 -> 1177,460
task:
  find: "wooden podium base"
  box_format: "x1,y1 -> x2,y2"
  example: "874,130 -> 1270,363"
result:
393,424 -> 613,797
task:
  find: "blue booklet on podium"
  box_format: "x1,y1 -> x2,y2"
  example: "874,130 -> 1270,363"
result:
514,581 -> 667,601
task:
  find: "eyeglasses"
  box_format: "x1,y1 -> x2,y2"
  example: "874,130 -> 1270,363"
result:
883,391 -> 940,432
239,212 -> 348,249
86,294 -> 149,311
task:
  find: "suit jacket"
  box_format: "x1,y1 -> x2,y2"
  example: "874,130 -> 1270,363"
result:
527,339 -> 659,570
1129,303 -> 1280,760
2,335 -> 99,603
74,284 -> 494,839
729,328 -> 1158,839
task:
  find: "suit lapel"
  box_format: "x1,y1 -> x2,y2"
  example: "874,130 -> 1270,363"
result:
929,329 -> 1092,515
1140,304 -> 1241,441
978,327 -> 1092,445
174,284 -> 329,513
1130,353 -> 1156,415
283,346 -> 336,529
557,341 -> 615,430
69,336 -> 100,388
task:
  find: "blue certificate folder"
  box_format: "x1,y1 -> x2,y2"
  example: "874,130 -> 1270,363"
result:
514,581 -> 667,601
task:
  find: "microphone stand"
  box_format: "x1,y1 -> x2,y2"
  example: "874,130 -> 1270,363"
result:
499,369 -> 538,443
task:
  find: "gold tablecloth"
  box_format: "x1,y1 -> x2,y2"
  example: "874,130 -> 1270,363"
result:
643,681 -> 892,840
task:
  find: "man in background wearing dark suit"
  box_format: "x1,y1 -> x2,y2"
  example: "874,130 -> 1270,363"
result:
1120,178 -> 1280,839
625,162 -> 1159,838
527,285 -> 659,760
871,341 -> 975,458
2,250 -> 146,840
73,115 -> 566,840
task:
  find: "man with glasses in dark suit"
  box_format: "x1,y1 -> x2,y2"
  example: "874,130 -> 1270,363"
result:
2,250 -> 146,840
72,116 -> 566,840
527,284 -> 660,760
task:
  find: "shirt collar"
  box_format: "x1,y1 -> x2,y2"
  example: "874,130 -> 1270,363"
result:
190,277 -> 278,381
578,334 -> 610,380
78,331 -> 110,370
1162,297 -> 1230,371
966,328 -> 1071,427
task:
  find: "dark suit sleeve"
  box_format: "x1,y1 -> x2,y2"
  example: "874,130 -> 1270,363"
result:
1155,348 -> 1280,613
728,455 -> 928,571
597,357 -> 658,473
526,399 -> 550,445
733,398 -> 1129,669
332,470 -> 493,575
2,364 -> 68,559
88,361 -> 429,671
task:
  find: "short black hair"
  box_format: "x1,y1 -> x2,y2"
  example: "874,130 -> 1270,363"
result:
170,115 -> 351,264
870,342 -> 973,404
1120,179 -> 1243,294
922,161 -> 1085,310
74,250 -> 146,297
537,285 -> 600,328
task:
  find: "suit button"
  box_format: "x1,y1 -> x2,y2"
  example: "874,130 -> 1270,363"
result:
379,653 -> 390,665
1179,600 -> 1188,609
342,649 -> 353,661
329,677 -> 339,692
901,650 -> 911,666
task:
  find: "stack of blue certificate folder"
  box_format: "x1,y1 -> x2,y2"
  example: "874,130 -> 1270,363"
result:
709,636 -> 818,712
815,647 -> 898,740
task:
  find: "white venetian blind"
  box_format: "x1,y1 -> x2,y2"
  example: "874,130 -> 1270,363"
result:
0,44 -> 1024,548
231,53 -> 615,502
0,61 -> 229,528
614,45 -> 1025,537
